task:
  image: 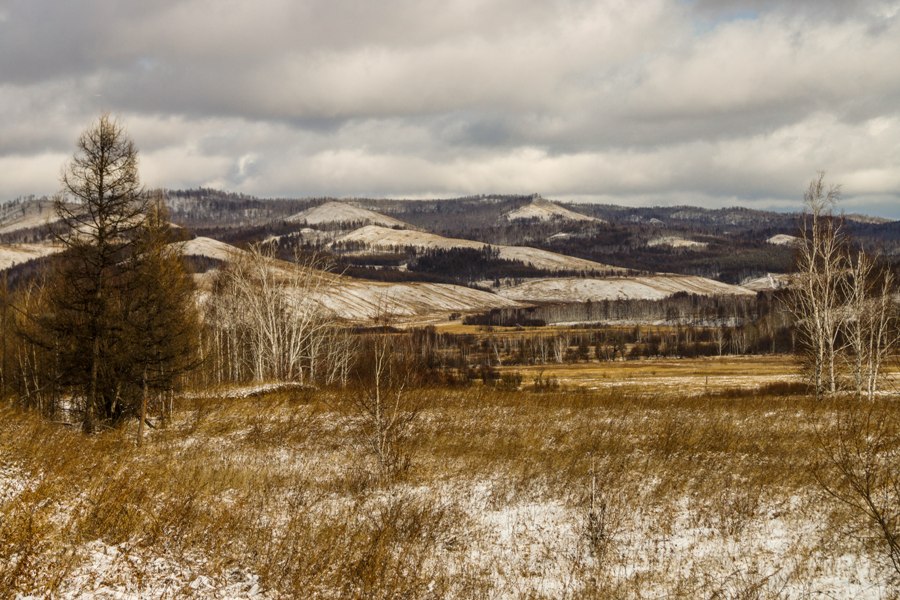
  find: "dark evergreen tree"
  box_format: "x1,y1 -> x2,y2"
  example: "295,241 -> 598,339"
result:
45,115 -> 197,432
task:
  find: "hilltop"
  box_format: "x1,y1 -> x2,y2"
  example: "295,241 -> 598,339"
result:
287,201 -> 409,228
502,196 -> 598,223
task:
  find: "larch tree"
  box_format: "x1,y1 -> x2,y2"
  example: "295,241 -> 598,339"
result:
124,193 -> 200,443
46,115 -> 197,432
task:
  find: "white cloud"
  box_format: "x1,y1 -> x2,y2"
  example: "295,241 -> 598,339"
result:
0,0 -> 898,218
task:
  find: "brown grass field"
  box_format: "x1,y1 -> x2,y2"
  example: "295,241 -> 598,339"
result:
2,356 -> 900,598
499,354 -> 806,394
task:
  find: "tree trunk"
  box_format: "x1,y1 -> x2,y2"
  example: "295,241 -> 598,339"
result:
138,367 -> 147,446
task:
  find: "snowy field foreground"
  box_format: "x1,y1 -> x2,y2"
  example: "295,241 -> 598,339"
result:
1,380 -> 898,598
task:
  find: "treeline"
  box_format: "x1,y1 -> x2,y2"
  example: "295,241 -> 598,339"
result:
409,246 -> 560,282
165,189 -> 313,228
465,292 -> 778,327
364,318 -> 797,387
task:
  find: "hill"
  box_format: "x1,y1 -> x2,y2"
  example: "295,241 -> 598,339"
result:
287,201 -> 409,228
0,197 -> 60,237
503,196 -> 598,223
495,275 -> 755,303
179,236 -> 518,324
337,225 -> 624,273
0,243 -> 62,271
767,234 -> 800,246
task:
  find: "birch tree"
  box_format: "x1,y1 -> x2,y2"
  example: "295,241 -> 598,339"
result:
843,249 -> 897,400
790,174 -> 846,398
206,243 -> 341,384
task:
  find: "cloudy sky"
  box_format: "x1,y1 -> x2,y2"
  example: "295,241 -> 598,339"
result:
1,0 -> 899,217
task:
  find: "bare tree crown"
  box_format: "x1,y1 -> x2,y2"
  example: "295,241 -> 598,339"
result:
57,114 -> 145,246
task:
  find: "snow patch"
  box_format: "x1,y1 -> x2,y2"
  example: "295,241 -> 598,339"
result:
647,236 -> 708,249
287,201 -> 408,228
0,243 -> 62,271
496,276 -> 756,303
741,273 -> 791,292
767,234 -> 800,246
174,237 -> 244,262
503,197 -> 599,223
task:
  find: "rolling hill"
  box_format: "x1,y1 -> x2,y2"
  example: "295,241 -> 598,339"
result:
495,275 -> 756,303
502,196 -> 599,223
337,225 -> 624,273
287,201 -> 409,228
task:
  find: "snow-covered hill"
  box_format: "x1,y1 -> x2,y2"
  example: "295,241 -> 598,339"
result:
337,225 -> 623,273
287,201 -> 408,228
647,236 -> 708,249
767,234 -> 800,246
313,280 -> 519,322
0,243 -> 62,271
503,197 -> 598,223
495,276 -> 755,303
175,236 -> 247,262
741,273 -> 791,292
0,199 -> 59,235
181,236 -> 518,323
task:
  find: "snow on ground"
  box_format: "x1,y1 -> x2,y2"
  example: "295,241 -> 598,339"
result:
25,541 -> 270,600
646,236 -> 708,249
174,236 -> 246,262
439,480 -> 893,598
287,201 -> 409,228
338,225 -> 623,273
183,382 -> 313,400
0,201 -> 59,234
767,234 -> 800,246
495,275 -> 755,303
312,280 -> 521,322
0,461 -> 34,505
0,243 -> 62,271
503,197 -> 599,223
189,254 -> 519,324
742,272 -> 792,292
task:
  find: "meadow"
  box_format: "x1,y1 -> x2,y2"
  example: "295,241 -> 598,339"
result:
1,356 -> 899,598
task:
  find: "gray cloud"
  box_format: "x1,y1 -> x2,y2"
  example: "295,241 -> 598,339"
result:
1,0 -> 899,217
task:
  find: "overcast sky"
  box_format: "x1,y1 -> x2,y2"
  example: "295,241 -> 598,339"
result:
1,0 -> 899,217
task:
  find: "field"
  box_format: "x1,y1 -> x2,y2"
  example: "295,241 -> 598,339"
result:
498,355 -> 805,394
2,357 -> 899,598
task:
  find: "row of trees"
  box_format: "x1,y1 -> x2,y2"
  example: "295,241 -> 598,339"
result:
790,174 -> 898,400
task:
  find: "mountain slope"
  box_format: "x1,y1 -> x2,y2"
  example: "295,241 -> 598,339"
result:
496,275 -> 755,303
0,198 -> 59,235
338,225 -> 624,273
503,197 -> 598,223
287,201 -> 409,228
181,236 -> 518,323
0,243 -> 62,271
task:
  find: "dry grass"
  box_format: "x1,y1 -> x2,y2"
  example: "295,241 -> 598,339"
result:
1,371 -> 899,598
498,354 -> 805,394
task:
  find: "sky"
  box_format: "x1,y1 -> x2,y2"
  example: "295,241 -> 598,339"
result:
1,0 -> 899,218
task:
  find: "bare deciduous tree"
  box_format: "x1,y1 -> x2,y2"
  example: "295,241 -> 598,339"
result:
790,173 -> 846,398
350,331 -> 422,478
842,249 -> 898,400
204,243 -> 345,385
816,404 -> 900,581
